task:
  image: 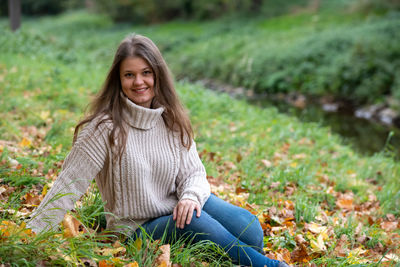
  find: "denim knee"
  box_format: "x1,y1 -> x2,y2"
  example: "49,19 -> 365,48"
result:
236,211 -> 264,251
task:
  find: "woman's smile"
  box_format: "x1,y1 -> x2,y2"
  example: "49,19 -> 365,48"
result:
120,56 -> 155,108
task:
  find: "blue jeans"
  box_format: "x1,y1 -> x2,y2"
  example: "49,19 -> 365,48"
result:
130,194 -> 281,267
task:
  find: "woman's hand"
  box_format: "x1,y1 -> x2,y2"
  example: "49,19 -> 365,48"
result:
173,199 -> 201,229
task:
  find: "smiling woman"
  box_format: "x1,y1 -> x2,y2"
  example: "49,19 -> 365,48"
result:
120,57 -> 155,108
26,34 -> 289,267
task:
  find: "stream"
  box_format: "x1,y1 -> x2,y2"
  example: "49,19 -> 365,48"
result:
248,97 -> 400,159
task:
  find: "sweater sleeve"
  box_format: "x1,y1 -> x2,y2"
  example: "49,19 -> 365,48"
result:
26,120 -> 110,234
176,140 -> 210,207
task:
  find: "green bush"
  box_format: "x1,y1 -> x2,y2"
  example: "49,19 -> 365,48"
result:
166,12 -> 400,106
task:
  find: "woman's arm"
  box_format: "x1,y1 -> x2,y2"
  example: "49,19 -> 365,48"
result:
174,140 -> 211,228
27,120 -> 110,234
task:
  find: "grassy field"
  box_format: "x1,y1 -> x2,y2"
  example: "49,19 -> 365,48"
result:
0,11 -> 399,266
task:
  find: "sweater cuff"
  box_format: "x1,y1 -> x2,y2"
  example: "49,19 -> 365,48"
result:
180,193 -> 200,206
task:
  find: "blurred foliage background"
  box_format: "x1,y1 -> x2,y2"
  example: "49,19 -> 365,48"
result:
1,0 -> 400,136
1,0 -> 400,21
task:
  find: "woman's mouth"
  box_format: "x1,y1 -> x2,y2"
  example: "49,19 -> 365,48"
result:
133,87 -> 148,93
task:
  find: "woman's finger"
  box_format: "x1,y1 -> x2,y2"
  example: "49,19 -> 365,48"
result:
173,205 -> 177,221
185,205 -> 195,225
195,204 -> 201,218
178,203 -> 190,228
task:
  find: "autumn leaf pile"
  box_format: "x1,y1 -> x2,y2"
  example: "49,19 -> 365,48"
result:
1,11 -> 400,266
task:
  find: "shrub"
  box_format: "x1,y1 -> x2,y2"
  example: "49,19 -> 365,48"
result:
166,12 -> 400,107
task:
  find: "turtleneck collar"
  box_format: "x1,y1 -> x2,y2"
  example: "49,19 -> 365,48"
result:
121,93 -> 164,130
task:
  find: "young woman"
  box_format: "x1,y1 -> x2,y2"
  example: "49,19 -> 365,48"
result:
27,34 -> 289,267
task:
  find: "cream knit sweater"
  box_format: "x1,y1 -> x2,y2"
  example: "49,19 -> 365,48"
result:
27,95 -> 211,234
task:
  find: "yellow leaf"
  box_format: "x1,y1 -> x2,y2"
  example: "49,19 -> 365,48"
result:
124,262 -> 139,267
134,238 -> 142,250
42,184 -> 48,197
348,247 -> 367,256
307,222 -> 327,234
39,110 -> 50,120
111,258 -> 123,264
19,137 -> 31,147
310,234 -> 326,252
100,247 -> 126,256
290,162 -> 297,168
55,144 -> 63,153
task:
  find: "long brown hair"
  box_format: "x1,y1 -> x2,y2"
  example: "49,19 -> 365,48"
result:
73,34 -> 193,158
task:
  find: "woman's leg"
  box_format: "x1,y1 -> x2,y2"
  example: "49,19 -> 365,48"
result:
203,194 -> 264,252
132,210 -> 281,267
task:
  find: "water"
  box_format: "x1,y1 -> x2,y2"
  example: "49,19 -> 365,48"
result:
248,98 -> 400,159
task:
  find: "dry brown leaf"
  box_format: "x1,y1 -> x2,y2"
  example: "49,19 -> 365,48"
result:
236,153 -> 242,163
269,182 -> 280,189
224,161 -> 237,170
382,253 -> 400,262
80,258 -> 97,267
275,248 -> 291,264
336,197 -> 354,210
155,244 -> 171,267
98,260 -> 114,267
333,234 -> 348,257
292,153 -> 307,159
23,193 -> 41,206
261,159 -> 272,168
62,214 -> 84,238
235,186 -> 248,194
381,221 -> 398,231
386,213 -> 396,221
291,244 -> 311,263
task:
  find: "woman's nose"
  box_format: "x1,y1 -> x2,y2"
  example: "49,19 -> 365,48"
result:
133,75 -> 144,86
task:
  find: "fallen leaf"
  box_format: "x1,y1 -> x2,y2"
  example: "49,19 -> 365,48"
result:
295,234 -> 306,245
62,214 -> 84,238
291,244 -> 311,263
98,260 -> 114,267
23,193 -> 41,206
336,197 -> 354,210
155,244 -> 171,267
124,262 -> 139,267
382,253 -> 400,262
333,234 -> 348,257
235,186 -> 248,194
19,137 -> 31,148
310,233 -> 326,253
80,258 -> 97,267
381,221 -> 398,231
275,248 -> 291,264
261,159 -> 272,168
306,222 -> 327,234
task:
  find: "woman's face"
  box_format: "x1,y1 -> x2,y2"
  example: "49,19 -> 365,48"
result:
120,56 -> 155,108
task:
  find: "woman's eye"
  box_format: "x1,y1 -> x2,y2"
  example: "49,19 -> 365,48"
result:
144,70 -> 152,75
125,73 -> 133,77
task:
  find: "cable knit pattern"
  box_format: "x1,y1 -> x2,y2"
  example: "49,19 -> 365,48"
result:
27,95 -> 211,235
